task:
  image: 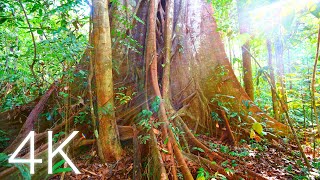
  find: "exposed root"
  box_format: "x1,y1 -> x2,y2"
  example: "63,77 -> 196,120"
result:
174,116 -> 224,162
149,130 -> 168,180
220,110 -> 236,145
168,128 -> 193,179
133,126 -> 142,179
183,151 -> 239,179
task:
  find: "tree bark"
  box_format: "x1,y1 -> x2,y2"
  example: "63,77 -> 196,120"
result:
0,0 -> 295,178
237,0 -> 254,101
168,0 -> 287,136
92,0 -> 123,162
311,24 -> 320,136
275,36 -> 287,117
267,40 -> 280,121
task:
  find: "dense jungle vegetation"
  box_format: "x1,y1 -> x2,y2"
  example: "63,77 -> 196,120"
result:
1,0 -> 320,179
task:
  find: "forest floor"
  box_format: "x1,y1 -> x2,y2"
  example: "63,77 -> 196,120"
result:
49,135 -> 320,180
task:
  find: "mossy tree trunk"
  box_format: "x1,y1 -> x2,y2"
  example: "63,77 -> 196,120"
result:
92,0 -> 123,162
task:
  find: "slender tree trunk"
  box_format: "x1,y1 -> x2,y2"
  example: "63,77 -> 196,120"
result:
237,0 -> 254,100
287,49 -> 293,89
275,36 -> 287,117
311,24 -> 320,136
92,0 -> 123,162
267,40 -> 280,121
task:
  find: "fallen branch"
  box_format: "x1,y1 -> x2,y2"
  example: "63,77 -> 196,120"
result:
4,83 -> 56,154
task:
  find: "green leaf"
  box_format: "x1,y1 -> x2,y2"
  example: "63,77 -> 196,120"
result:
0,153 -> 10,167
196,176 -> 205,180
52,159 -> 66,172
0,18 -> 8,24
53,167 -> 72,174
134,15 -> 145,25
221,160 -> 228,167
161,148 -> 169,154
192,147 -> 205,153
164,137 -> 168,145
94,129 -> 99,138
250,129 -> 256,139
151,96 -> 161,112
37,29 -> 44,35
220,145 -> 229,153
15,164 -> 31,180
224,167 -> 234,175
252,122 -> 263,135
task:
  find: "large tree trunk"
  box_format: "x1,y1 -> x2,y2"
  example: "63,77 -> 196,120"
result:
166,0 -> 287,136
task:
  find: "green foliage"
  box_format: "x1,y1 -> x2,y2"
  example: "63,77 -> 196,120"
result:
310,3 -> 320,18
52,159 -> 72,174
211,0 -> 236,36
0,153 -> 31,179
0,130 -> 10,149
109,0 -> 143,62
135,97 -> 165,146
312,160 -> 320,170
220,145 -> 229,153
46,159 -> 72,179
224,167 -> 235,176
100,103 -> 114,116
211,112 -> 222,122
221,160 -> 229,167
196,167 -> 209,180
229,149 -> 249,157
137,109 -> 153,131
249,140 -> 267,151
0,153 -> 10,167
138,134 -> 150,144
0,0 -> 88,111
192,147 -> 205,153
53,131 -> 65,143
150,96 -> 161,113
115,92 -> 134,105
75,111 -> 90,124
115,86 -> 137,105
136,96 -> 162,131
286,164 -> 293,173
